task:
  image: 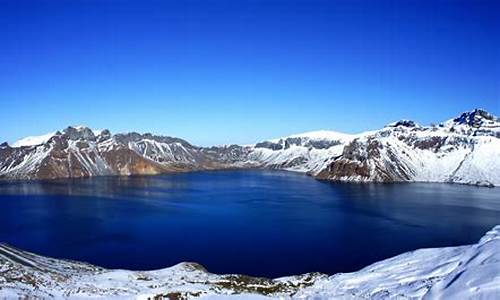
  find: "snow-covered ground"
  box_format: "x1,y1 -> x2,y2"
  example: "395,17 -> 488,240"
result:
1,226 -> 499,299
296,225 -> 500,299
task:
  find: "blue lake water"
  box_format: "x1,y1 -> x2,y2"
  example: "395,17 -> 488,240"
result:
0,170 -> 499,277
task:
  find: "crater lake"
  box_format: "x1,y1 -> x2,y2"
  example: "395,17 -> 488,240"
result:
0,170 -> 499,277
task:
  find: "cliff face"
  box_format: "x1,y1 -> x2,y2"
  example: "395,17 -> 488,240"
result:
1,109 -> 499,186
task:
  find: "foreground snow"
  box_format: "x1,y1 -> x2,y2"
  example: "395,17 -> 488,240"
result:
296,226 -> 500,299
1,226 -> 499,299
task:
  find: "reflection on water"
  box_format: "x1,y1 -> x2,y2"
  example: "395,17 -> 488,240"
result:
0,175 -> 192,200
0,170 -> 499,277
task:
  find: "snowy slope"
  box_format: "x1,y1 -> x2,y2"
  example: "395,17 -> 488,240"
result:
448,137 -> 500,186
12,131 -> 56,147
1,226 -> 499,299
296,225 -> 500,299
248,130 -> 356,173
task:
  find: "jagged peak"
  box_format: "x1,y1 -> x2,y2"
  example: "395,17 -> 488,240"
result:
63,126 -> 97,141
65,125 -> 105,134
11,126 -> 112,148
61,125 -> 110,141
385,119 -> 420,128
452,109 -> 498,126
64,125 -> 93,132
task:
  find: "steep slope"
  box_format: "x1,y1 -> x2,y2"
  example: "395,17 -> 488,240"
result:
1,226 -> 499,299
296,225 -> 500,299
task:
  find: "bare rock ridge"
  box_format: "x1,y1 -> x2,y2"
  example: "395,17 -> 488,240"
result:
1,109 -> 499,186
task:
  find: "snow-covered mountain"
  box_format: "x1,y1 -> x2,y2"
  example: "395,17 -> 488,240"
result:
1,109 -> 499,186
0,126 -> 240,180
1,225 -> 499,299
247,109 -> 500,186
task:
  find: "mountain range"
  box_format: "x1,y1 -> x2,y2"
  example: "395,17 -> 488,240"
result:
1,109 -> 499,186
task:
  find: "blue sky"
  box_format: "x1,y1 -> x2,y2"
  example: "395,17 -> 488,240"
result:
1,0 -> 499,146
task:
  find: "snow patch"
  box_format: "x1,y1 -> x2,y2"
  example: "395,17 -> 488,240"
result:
12,132 -> 56,147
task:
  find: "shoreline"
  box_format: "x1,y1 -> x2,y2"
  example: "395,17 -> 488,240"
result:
1,225 -> 499,299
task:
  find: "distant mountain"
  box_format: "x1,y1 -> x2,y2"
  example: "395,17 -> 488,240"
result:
1,109 -> 499,186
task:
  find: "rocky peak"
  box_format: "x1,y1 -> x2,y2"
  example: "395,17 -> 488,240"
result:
453,109 -> 498,127
62,126 -> 96,141
96,129 -> 112,142
386,120 -> 419,128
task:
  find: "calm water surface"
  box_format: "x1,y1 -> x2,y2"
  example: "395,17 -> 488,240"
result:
0,170 -> 499,277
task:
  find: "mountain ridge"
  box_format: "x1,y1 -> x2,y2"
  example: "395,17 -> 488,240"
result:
1,109 -> 499,186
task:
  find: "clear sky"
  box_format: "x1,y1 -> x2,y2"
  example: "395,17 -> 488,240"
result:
1,0 -> 499,146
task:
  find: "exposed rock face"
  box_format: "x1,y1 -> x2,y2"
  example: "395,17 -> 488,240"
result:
386,119 -> 419,128
0,126 -> 243,180
454,109 -> 496,127
1,109 -> 499,186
